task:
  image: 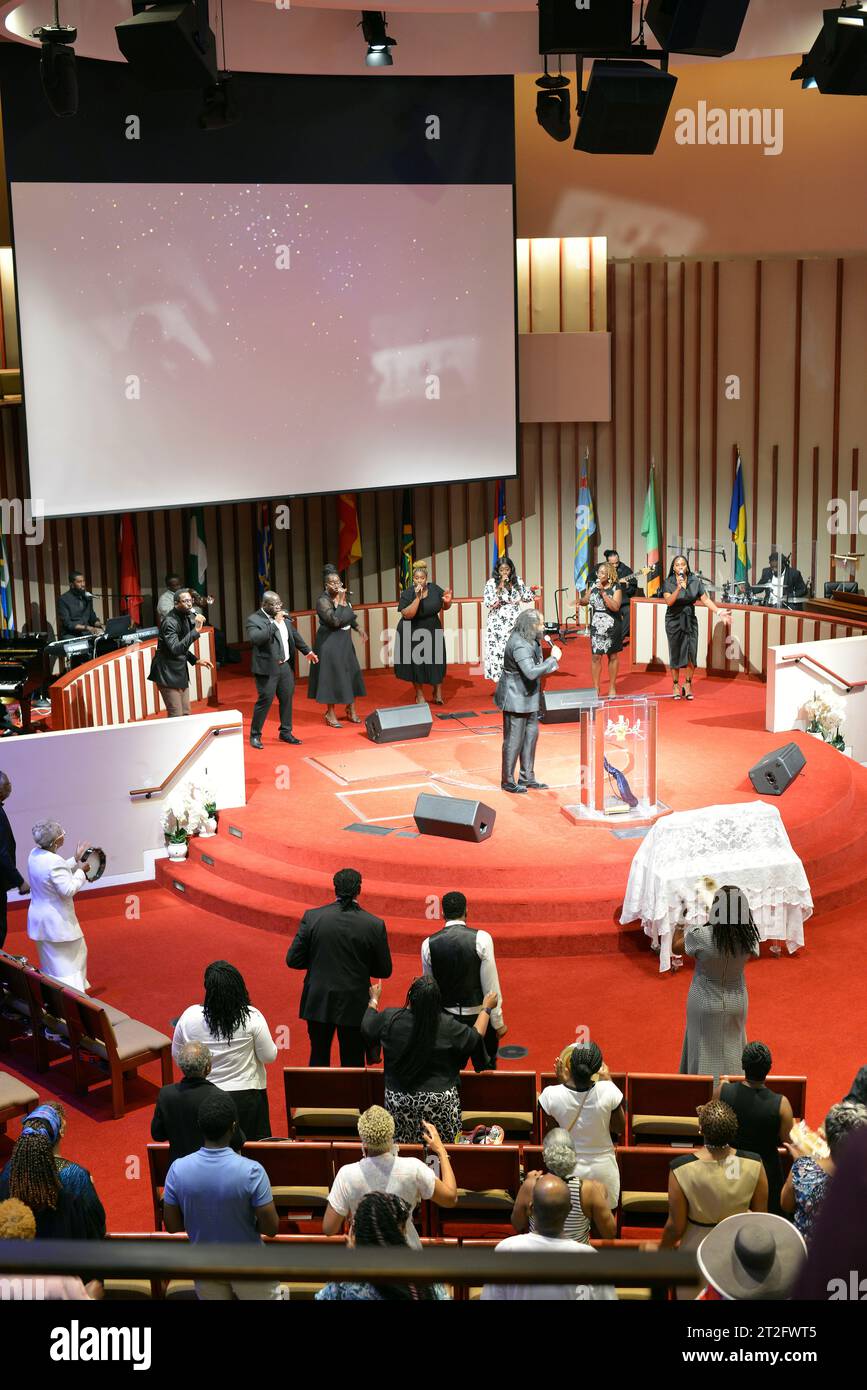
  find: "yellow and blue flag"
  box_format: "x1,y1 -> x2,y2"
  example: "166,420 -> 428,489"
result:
728,455 -> 750,582
492,480 -> 510,570
574,451 -> 596,589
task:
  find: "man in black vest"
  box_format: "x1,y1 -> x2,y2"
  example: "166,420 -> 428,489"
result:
0,772 -> 28,950
422,891 -> 506,1064
245,590 -> 318,749
151,1041 -> 245,1165
148,588 -> 213,717
286,867 -> 393,1067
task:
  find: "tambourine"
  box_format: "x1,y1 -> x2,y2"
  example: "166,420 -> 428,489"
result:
80,846 -> 106,882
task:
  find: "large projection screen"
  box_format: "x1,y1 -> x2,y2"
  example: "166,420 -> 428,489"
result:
12,180 -> 517,518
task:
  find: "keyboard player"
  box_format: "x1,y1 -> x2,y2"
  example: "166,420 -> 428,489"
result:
56,570 -> 103,669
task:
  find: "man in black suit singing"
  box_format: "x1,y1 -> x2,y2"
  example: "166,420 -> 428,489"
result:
495,609 -> 561,794
285,867 -> 393,1067
148,588 -> 213,717
245,590 -> 318,749
0,772 -> 28,950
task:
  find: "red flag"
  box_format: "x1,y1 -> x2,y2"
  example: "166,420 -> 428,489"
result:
118,514 -> 143,626
337,493 -> 362,573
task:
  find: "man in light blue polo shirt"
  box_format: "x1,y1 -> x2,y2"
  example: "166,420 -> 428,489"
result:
163,1091 -> 281,1300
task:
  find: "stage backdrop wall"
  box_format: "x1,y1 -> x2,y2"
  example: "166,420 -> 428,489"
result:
2,246 -> 866,644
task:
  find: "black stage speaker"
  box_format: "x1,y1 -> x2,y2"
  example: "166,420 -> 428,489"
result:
365,703 -> 432,744
540,688 -> 600,724
645,0 -> 751,57
748,743 -> 806,797
575,62 -> 678,155
539,0 -> 633,54
115,3 -> 218,89
413,793 -> 496,843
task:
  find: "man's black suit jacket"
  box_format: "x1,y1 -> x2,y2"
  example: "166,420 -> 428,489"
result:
150,1077 -> 245,1165
245,610 -> 311,678
0,804 -> 25,946
286,900 -> 393,1026
148,610 -> 201,689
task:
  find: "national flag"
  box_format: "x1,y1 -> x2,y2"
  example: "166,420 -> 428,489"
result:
117,514 -> 142,626
492,479 -> 510,570
728,455 -> 750,582
0,529 -> 14,632
187,507 -> 208,593
256,501 -> 273,601
337,493 -> 362,574
574,450 -> 596,590
641,464 -> 661,597
399,489 -> 414,594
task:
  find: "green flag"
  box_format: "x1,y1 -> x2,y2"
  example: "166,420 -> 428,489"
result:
641,465 -> 661,596
399,490 -> 414,594
187,507 -> 208,593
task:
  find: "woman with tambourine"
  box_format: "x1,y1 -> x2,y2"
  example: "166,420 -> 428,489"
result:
26,820 -> 103,991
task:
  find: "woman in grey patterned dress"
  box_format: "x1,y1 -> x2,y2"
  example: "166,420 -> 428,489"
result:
674,885 -> 760,1079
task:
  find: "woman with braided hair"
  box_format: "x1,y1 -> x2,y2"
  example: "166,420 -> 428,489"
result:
316,1192 -> 449,1301
0,1103 -> 105,1241
673,884 -> 761,1080
172,961 -> 278,1140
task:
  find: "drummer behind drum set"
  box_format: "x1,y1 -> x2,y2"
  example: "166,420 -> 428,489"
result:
25,820 -> 105,994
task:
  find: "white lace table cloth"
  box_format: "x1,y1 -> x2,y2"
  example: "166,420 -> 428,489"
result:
620,802 -> 813,972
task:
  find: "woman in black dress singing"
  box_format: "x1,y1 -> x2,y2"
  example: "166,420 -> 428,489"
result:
394,561 -> 453,705
662,555 -> 730,700
582,560 -> 624,697
309,565 -> 368,728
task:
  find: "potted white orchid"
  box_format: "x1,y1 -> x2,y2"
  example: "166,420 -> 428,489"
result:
161,784 -> 209,859
189,781 -> 219,837
803,686 -> 846,752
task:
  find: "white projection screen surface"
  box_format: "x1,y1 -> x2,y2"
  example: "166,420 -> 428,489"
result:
11,182 -> 517,518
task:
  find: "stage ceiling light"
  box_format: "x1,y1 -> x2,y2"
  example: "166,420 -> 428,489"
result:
115,2 -> 218,90
574,60 -> 678,156
199,75 -> 238,130
644,0 -> 752,58
791,3 -> 867,94
360,10 -> 397,68
535,62 -> 571,143
32,3 -> 78,118
538,0 -> 633,55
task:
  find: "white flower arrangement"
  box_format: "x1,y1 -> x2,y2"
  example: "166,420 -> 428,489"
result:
803,686 -> 846,750
160,782 -> 212,842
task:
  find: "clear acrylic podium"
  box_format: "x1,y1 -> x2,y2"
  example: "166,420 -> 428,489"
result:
571,696 -> 664,822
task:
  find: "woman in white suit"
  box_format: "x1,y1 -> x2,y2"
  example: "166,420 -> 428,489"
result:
27,821 -> 91,991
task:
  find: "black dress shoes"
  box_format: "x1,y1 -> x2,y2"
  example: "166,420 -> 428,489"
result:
501,782 -> 528,794
280,733 -> 302,745
523,781 -> 549,790
250,734 -> 264,750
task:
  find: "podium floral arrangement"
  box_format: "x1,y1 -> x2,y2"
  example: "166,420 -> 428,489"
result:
803,686 -> 846,751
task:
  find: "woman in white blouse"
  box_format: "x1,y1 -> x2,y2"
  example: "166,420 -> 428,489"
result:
538,1041 -> 626,1210
482,558 -> 541,682
27,821 -> 91,991
172,960 -> 278,1140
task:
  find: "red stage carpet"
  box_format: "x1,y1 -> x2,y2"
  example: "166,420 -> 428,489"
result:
3,642 -> 866,1231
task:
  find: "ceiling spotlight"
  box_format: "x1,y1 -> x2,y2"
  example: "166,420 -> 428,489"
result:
32,3 -> 78,117
199,75 -> 238,130
535,60 -> 571,142
116,2 -> 218,90
360,11 -> 396,68
792,3 -> 867,94
644,0 -> 752,59
574,60 -> 678,156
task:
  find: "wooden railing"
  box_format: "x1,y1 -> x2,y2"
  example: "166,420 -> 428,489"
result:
128,721 -> 243,799
50,628 -> 218,731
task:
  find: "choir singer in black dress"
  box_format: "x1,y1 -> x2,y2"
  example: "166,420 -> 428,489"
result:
308,566 -> 368,729
394,561 -> 453,705
662,555 -> 730,700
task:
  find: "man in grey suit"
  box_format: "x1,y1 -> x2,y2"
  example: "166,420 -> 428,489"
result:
494,609 -> 561,794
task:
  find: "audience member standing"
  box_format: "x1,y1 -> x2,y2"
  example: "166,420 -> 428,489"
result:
162,1092 -> 281,1301
0,1103 -> 106,1241
781,1100 -> 867,1241
481,1175 -> 617,1302
511,1129 -> 615,1242
172,961 -> 278,1140
316,1192 -> 447,1301
538,1042 -> 625,1210
0,1199 -> 101,1301
323,1106 -> 457,1246
0,772 -> 28,951
718,1042 -> 794,1215
422,890 -> 506,1063
674,884 -> 760,1079
361,976 -> 494,1143
151,1042 -> 245,1164
286,867 -> 392,1067
26,821 -> 91,991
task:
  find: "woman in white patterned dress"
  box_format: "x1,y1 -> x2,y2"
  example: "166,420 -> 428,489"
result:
582,561 -> 624,697
482,558 -> 541,682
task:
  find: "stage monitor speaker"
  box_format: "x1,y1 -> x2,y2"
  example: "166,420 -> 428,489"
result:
365,703 -> 433,744
413,793 -> 496,843
540,688 -> 600,724
748,743 -> 806,797
645,0 -> 751,57
539,0 -> 634,54
115,3 -> 218,90
575,62 -> 678,156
